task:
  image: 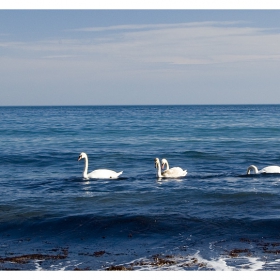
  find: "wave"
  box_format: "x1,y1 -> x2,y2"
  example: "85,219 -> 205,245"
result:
1,213 -> 280,240
1,214 -> 280,270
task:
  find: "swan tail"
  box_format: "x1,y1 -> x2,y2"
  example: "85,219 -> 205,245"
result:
112,171 -> 123,178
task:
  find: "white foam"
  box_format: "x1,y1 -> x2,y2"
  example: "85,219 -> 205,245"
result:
120,250 -> 266,271
206,256 -> 265,271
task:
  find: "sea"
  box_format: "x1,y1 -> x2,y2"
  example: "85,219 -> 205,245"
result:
1,105 -> 280,272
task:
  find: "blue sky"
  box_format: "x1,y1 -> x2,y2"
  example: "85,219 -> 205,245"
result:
1,7 -> 280,105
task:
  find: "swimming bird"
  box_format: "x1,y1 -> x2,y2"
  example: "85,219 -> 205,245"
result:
78,152 -> 123,179
246,164 -> 280,174
161,158 -> 187,173
155,158 -> 187,178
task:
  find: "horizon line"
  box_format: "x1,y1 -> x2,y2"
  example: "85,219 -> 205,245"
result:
1,103 -> 280,107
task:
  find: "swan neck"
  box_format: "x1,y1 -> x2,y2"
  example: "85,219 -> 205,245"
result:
156,162 -> 162,178
166,162 -> 169,170
83,155 -> 89,178
247,165 -> 258,174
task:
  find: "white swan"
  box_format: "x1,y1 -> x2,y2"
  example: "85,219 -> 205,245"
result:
247,164 -> 280,174
155,158 -> 187,178
78,152 -> 123,179
161,158 -> 187,175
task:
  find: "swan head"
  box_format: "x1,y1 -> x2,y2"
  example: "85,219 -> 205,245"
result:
161,158 -> 168,169
247,165 -> 258,174
78,152 -> 87,161
154,158 -> 160,168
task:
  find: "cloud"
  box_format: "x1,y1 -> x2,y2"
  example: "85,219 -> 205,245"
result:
70,21 -> 242,32
2,21 -> 280,68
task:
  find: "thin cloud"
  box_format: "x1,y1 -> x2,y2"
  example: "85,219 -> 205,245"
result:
1,21 -> 280,67
70,21 -> 246,32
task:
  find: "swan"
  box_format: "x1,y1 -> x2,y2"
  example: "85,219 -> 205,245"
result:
154,158 -> 187,178
78,152 -> 123,179
161,158 -> 187,175
246,164 -> 280,174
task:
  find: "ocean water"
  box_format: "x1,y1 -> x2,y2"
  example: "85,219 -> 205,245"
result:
1,105 -> 280,271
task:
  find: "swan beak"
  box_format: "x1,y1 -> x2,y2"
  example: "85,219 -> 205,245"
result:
78,155 -> 82,161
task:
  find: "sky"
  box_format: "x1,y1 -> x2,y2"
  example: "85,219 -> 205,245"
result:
1,3 -> 280,105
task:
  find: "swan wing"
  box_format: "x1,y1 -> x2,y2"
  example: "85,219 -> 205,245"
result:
162,167 -> 187,178
260,166 -> 280,174
87,169 -> 123,179
170,167 -> 184,172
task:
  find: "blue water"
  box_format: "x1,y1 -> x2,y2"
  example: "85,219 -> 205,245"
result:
1,105 -> 280,270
